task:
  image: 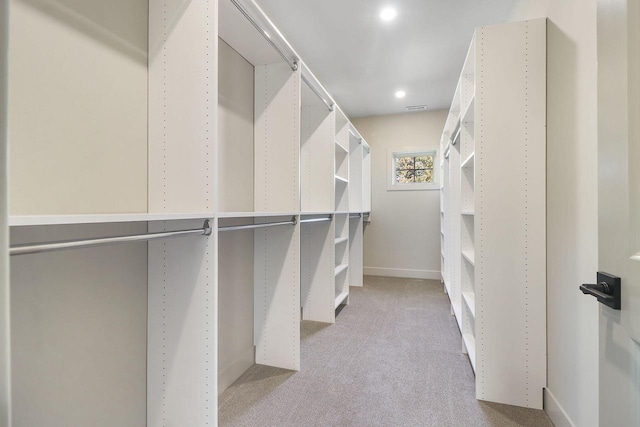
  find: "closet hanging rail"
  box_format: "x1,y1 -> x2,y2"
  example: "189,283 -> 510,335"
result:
299,216 -> 332,224
10,220 -> 212,256
348,129 -> 363,143
229,0 -> 299,71
349,214 -> 362,219
301,74 -> 334,111
219,216 -> 297,232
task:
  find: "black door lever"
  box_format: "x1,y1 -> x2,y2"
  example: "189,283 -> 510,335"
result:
580,272 -> 621,310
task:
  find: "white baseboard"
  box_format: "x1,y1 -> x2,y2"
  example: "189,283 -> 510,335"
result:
363,267 -> 441,280
544,388 -> 576,427
218,347 -> 254,396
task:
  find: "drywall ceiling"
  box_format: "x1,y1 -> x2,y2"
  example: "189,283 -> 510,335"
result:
253,0 -> 518,118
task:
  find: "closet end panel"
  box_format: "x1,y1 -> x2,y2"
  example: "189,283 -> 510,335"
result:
254,220 -> 300,371
254,63 -> 300,213
148,219 -> 217,426
300,105 -> 334,213
349,218 -> 364,287
301,222 -> 335,323
0,0 -> 8,420
148,0 -> 217,214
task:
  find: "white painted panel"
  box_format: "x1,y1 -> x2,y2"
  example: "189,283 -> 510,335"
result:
218,219 -> 254,394
362,149 -> 372,212
349,133 -> 363,212
254,63 -> 300,212
149,0 -> 216,213
449,130 -> 462,332
218,0 -> 284,67
475,18 -> 546,409
218,39 -> 255,212
8,0 -> 148,215
300,86 -> 333,213
254,218 -> 299,370
349,217 -> 363,287
0,1 -> 9,423
10,223 -> 148,426
301,221 -> 334,323
148,219 -> 216,427
506,1 -> 599,425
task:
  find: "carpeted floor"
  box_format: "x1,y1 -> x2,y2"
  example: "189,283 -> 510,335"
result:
218,276 -> 554,427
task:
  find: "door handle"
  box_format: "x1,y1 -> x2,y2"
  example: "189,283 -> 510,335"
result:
580,272 -> 621,310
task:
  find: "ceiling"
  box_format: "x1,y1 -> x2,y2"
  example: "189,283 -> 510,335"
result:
253,0 -> 518,118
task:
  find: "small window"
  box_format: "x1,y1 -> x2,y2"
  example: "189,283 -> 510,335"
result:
388,148 -> 439,191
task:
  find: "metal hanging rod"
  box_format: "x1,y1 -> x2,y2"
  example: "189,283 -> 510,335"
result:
219,216 -> 297,232
10,220 -> 212,256
301,74 -> 334,111
299,216 -> 332,224
348,129 -> 363,143
230,0 -> 299,71
445,147 -> 451,159
349,214 -> 362,219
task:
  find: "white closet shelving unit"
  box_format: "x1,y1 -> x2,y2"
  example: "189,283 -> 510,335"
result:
5,1 -> 217,425
1,0 -> 373,425
440,18 -> 547,410
333,108 -> 351,308
299,63 -> 338,323
217,0 -> 302,402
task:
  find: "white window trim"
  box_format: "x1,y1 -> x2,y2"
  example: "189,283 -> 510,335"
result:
387,147 -> 439,191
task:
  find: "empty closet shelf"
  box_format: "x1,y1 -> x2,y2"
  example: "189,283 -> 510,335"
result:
335,237 -> 348,245
334,290 -> 349,309
10,220 -> 212,256
462,291 -> 476,317
335,264 -> 348,276
463,333 -> 476,371
462,250 -> 475,266
335,141 -> 348,153
461,152 -> 475,168
461,211 -> 475,216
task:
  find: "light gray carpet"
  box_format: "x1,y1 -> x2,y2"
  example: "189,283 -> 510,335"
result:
219,276 -> 554,427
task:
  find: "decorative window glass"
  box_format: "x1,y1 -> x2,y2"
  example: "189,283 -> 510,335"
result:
388,148 -> 439,191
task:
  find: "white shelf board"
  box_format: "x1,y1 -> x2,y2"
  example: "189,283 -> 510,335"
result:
335,175 -> 349,184
335,140 -> 348,153
463,333 -> 476,372
462,96 -> 475,123
335,264 -> 348,276
462,291 -> 476,318
217,211 -> 299,218
462,250 -> 475,266
9,212 -> 214,227
335,237 -> 348,245
461,211 -> 475,216
461,152 -> 475,169
334,290 -> 349,309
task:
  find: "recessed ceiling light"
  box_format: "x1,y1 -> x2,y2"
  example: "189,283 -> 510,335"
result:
379,7 -> 397,22
395,90 -> 406,99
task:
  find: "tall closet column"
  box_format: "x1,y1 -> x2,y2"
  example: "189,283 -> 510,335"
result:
148,0 -> 217,424
0,0 -> 9,423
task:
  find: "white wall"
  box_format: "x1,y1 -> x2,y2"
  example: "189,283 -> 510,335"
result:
352,110 -> 447,280
507,3 -> 600,427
